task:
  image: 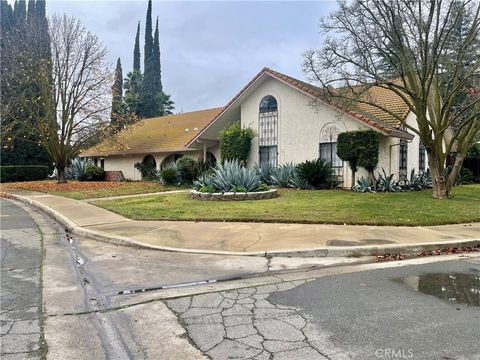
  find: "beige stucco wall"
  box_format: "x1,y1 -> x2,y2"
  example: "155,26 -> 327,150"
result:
91,145 -> 219,181
238,77 -> 430,187
101,154 -> 143,180
404,111 -> 428,176
240,76 -> 395,187
373,112 -> 428,182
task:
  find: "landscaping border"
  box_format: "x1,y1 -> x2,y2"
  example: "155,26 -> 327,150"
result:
190,189 -> 278,201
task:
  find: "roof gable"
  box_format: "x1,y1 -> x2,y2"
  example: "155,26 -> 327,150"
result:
189,67 -> 413,145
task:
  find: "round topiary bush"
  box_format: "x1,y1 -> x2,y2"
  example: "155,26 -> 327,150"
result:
84,164 -> 104,181
175,156 -> 200,184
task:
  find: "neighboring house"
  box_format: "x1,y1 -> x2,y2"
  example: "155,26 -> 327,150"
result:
83,67 -> 427,187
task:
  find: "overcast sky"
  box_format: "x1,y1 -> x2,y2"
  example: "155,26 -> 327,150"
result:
42,1 -> 337,112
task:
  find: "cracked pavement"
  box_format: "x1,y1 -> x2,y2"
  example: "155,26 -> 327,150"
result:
166,257 -> 480,360
1,199 -> 44,359
2,197 -> 478,359
166,281 -> 330,360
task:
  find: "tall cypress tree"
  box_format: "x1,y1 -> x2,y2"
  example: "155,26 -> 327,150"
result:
132,0 -> 174,118
27,0 -> 35,23
140,0 -> 155,117
153,17 -> 162,93
133,21 -> 141,72
13,0 -> 26,24
111,58 -> 123,128
1,1 -> 14,31
32,0 -> 49,62
144,0 -> 153,72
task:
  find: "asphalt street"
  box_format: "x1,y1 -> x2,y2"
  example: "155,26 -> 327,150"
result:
1,199 -> 44,359
269,258 -> 480,360
166,258 -> 480,360
1,198 -> 479,360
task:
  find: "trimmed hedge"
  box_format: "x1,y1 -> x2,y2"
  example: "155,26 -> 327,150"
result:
0,165 -> 50,183
84,164 -> 105,181
219,121 -> 255,163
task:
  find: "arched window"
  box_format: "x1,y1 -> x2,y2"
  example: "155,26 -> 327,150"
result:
258,96 -> 278,167
160,153 -> 183,169
139,155 -> 157,179
259,95 -> 278,113
319,123 -> 343,176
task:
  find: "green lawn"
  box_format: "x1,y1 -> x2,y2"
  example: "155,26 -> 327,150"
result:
0,180 -> 183,200
95,184 -> 480,226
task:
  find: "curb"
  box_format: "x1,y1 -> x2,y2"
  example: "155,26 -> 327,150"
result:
3,192 -> 479,258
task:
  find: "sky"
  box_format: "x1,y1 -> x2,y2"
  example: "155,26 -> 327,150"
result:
31,0 -> 338,112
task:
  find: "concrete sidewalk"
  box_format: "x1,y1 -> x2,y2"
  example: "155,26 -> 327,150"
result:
3,190 -> 479,256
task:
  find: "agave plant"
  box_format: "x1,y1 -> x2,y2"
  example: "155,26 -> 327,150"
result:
212,160 -> 262,192
419,168 -> 432,188
193,173 -> 216,190
376,168 -> 402,192
352,176 -> 374,192
66,158 -> 87,180
270,163 -> 296,188
256,164 -> 276,185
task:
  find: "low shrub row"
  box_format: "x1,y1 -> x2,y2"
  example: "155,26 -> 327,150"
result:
353,166 -> 475,193
0,165 -> 50,182
353,169 -> 432,193
256,159 -> 339,190
191,158 -> 339,193
157,156 -> 213,186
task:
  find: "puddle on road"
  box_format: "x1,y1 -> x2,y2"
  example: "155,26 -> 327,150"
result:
397,273 -> 480,306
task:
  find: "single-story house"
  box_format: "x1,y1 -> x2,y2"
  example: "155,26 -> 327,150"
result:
83,67 -> 427,187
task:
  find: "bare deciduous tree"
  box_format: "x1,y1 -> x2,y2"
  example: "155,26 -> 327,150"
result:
33,14 -> 113,183
304,0 -> 480,198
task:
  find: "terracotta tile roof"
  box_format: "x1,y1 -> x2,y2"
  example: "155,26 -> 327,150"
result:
189,68 -> 412,145
263,68 -> 410,134
82,107 -> 223,157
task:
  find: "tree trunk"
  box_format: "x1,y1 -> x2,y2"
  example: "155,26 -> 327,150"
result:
368,170 -> 377,190
428,155 -> 448,199
57,166 -> 67,184
446,153 -> 466,193
351,168 -> 356,189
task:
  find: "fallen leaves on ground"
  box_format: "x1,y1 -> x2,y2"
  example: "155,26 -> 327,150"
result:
0,180 -> 172,199
0,180 -> 169,191
376,253 -> 405,261
418,245 -> 480,257
1,180 -> 123,192
376,245 -> 480,262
